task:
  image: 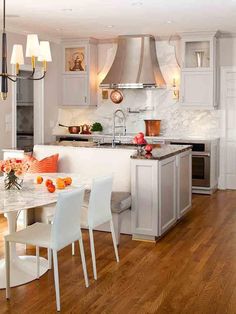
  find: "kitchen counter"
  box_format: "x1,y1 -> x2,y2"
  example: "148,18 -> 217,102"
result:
131,144 -> 192,161
54,132 -> 220,142
49,141 -> 192,161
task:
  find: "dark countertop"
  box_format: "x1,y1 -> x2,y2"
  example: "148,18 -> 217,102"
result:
47,142 -> 192,161
130,144 -> 192,161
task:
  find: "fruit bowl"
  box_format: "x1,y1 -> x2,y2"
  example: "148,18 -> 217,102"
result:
133,132 -> 147,154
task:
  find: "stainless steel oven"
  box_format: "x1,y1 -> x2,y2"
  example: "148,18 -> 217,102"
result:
192,151 -> 210,187
170,141 -> 211,188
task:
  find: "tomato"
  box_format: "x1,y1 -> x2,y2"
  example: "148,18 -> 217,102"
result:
45,179 -> 53,187
47,184 -> 56,193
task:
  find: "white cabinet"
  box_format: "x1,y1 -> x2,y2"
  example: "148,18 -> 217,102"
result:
61,39 -> 98,106
181,71 -> 213,107
131,160 -> 158,238
180,32 -> 218,109
131,149 -> 192,241
176,150 -> 192,218
62,75 -> 87,106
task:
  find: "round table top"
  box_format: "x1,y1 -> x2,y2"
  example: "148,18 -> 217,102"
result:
0,173 -> 90,214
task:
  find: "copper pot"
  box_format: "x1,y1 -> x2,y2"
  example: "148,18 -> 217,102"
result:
144,120 -> 161,136
59,123 -> 80,134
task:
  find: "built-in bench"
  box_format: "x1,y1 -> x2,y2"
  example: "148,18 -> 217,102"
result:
32,190 -> 132,245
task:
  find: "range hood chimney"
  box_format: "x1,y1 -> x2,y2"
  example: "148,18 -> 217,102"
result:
100,35 -> 166,89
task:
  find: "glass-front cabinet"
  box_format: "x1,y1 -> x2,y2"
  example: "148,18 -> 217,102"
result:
180,31 -> 219,109
61,39 -> 98,107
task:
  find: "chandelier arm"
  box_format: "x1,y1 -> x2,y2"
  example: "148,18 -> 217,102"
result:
7,76 -> 17,83
28,72 -> 46,81
7,68 -> 36,79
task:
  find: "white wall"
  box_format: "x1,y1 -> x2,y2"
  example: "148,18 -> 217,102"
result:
0,31 -> 60,156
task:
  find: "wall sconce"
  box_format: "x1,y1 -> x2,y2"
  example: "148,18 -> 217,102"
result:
172,78 -> 179,100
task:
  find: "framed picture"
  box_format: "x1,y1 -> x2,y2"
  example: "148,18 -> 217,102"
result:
64,46 -> 86,72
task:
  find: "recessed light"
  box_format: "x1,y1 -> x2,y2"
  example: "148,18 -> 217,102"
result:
61,8 -> 73,12
131,1 -> 143,6
167,20 -> 173,24
106,25 -> 114,28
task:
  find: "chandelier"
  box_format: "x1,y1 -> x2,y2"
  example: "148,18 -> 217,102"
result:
0,0 -> 52,100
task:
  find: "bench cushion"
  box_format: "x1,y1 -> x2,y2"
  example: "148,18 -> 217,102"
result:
84,190 -> 131,214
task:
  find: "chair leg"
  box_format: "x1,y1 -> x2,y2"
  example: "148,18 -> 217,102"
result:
5,240 -> 10,299
78,238 -> 89,288
110,220 -> 119,263
36,246 -> 40,279
112,213 -> 121,245
72,242 -> 75,256
89,228 -> 97,280
52,250 -> 60,312
48,248 -> 52,270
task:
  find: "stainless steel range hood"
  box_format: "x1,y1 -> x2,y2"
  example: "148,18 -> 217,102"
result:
100,35 -> 166,89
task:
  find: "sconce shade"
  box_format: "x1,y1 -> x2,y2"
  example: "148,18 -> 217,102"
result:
10,45 -> 24,64
26,34 -> 40,57
38,41 -> 52,62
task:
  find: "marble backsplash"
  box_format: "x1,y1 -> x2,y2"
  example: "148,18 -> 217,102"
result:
55,90 -> 221,138
53,40 -> 221,138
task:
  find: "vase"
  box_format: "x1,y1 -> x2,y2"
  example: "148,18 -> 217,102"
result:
136,145 -> 144,155
4,172 -> 23,190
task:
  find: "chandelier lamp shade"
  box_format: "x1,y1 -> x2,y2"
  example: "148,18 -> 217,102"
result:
0,0 -> 52,100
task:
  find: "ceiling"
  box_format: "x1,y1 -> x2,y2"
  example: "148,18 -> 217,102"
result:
2,0 -> 236,40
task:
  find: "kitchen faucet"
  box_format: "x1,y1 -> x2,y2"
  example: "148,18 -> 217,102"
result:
112,109 -> 126,147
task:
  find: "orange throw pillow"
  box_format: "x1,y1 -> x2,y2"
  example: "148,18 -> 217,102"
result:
27,154 -> 59,173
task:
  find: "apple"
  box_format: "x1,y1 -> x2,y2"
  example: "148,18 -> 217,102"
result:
132,136 -> 138,144
136,132 -> 144,139
145,144 -> 153,153
137,138 -> 145,145
145,153 -> 152,159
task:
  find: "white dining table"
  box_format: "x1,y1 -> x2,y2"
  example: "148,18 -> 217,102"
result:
0,173 -> 91,289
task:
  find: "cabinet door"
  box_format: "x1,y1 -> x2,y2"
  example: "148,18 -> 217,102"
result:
131,159 -> 158,238
181,71 -> 213,107
158,156 -> 177,235
176,150 -> 192,219
62,75 -> 88,106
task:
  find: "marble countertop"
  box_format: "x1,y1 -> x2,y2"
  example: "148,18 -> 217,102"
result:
131,145 -> 192,161
0,173 -> 91,214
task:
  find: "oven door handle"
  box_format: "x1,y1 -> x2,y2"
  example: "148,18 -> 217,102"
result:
192,152 -> 210,157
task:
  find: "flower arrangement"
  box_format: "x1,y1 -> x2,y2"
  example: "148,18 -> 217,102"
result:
0,159 -> 29,190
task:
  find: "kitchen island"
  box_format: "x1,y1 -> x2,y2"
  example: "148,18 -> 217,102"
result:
32,143 -> 192,241
131,145 -> 192,241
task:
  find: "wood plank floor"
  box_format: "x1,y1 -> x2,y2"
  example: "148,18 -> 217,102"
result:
1,191 -> 236,313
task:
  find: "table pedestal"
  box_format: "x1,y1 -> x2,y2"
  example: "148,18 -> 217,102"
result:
0,211 -> 48,289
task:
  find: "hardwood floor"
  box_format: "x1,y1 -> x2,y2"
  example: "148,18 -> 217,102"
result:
1,191 -> 236,313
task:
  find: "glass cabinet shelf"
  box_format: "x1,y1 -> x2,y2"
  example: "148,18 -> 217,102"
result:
185,41 -> 210,68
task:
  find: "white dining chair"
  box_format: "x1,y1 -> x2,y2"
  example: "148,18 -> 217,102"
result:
74,176 -> 119,280
4,188 -> 89,312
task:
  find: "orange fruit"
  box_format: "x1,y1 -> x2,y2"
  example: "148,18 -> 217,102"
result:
45,179 -> 53,187
47,184 -> 56,193
56,178 -> 65,190
36,176 -> 43,184
63,177 -> 72,186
